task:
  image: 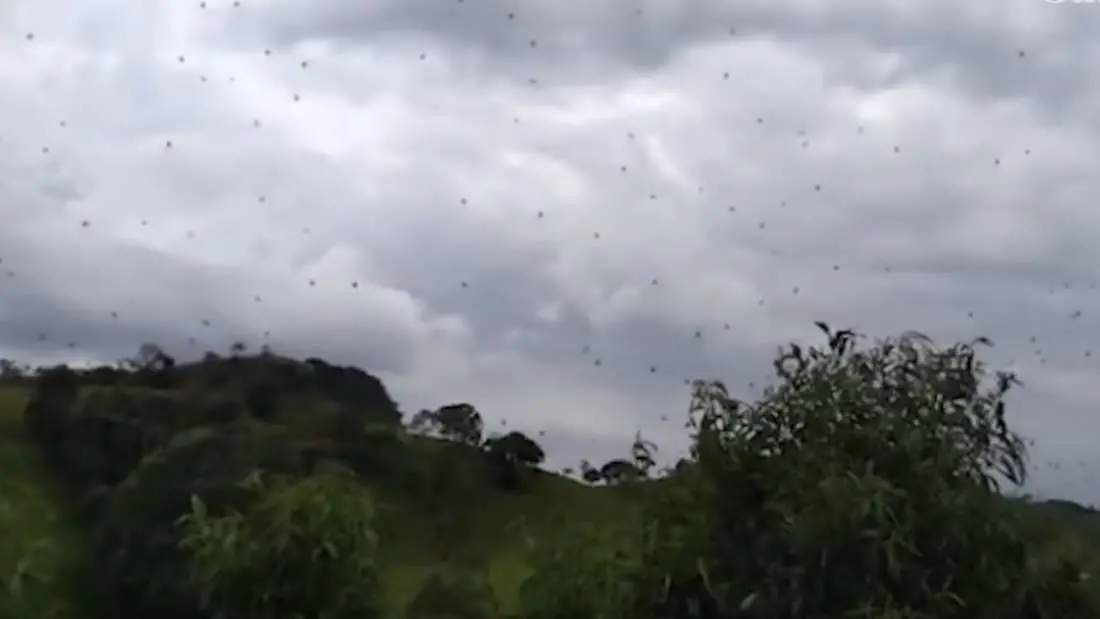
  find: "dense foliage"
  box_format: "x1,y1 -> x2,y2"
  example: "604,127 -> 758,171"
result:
4,327 -> 1100,618
519,325 -> 1100,619
177,469 -> 384,619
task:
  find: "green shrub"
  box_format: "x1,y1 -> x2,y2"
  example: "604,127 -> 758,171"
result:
524,325 -> 1100,619
177,469 -> 384,619
46,387 -> 241,487
0,442 -> 82,619
517,516 -> 644,619
641,326 -> 1100,618
86,423 -> 303,619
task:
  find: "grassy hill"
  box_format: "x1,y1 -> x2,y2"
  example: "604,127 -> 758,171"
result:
5,341 -> 1100,618
0,356 -> 633,618
365,433 -> 631,613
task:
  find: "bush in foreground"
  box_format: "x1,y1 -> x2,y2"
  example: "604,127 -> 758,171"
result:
523,324 -> 1100,619
177,469 -> 384,619
86,424 -> 303,619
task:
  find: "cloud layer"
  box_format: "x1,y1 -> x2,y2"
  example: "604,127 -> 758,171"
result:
2,0 -> 1100,500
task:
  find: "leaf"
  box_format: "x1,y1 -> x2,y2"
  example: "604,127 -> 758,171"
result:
7,572 -> 22,598
696,557 -> 717,600
739,592 -> 758,610
189,494 -> 207,520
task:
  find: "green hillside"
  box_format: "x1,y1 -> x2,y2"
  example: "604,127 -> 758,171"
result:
4,330 -> 1100,619
0,352 -> 634,618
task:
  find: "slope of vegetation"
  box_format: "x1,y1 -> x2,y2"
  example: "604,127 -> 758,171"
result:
2,326 -> 1100,618
0,345 -> 632,618
0,388 -> 82,619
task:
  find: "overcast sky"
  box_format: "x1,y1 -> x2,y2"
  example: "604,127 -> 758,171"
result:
2,0 -> 1100,500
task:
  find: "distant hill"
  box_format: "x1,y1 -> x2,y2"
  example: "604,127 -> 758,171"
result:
1040,498 -> 1100,518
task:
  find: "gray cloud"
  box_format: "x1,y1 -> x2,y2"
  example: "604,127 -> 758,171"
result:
2,0 -> 1100,501
247,0 -> 1100,110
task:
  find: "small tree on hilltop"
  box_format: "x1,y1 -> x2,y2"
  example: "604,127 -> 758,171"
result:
411,403 -> 485,446
228,340 -> 247,357
483,431 -> 545,490
0,357 -> 25,380
407,409 -> 436,435
436,403 -> 484,446
598,459 -> 641,485
579,459 -> 602,485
